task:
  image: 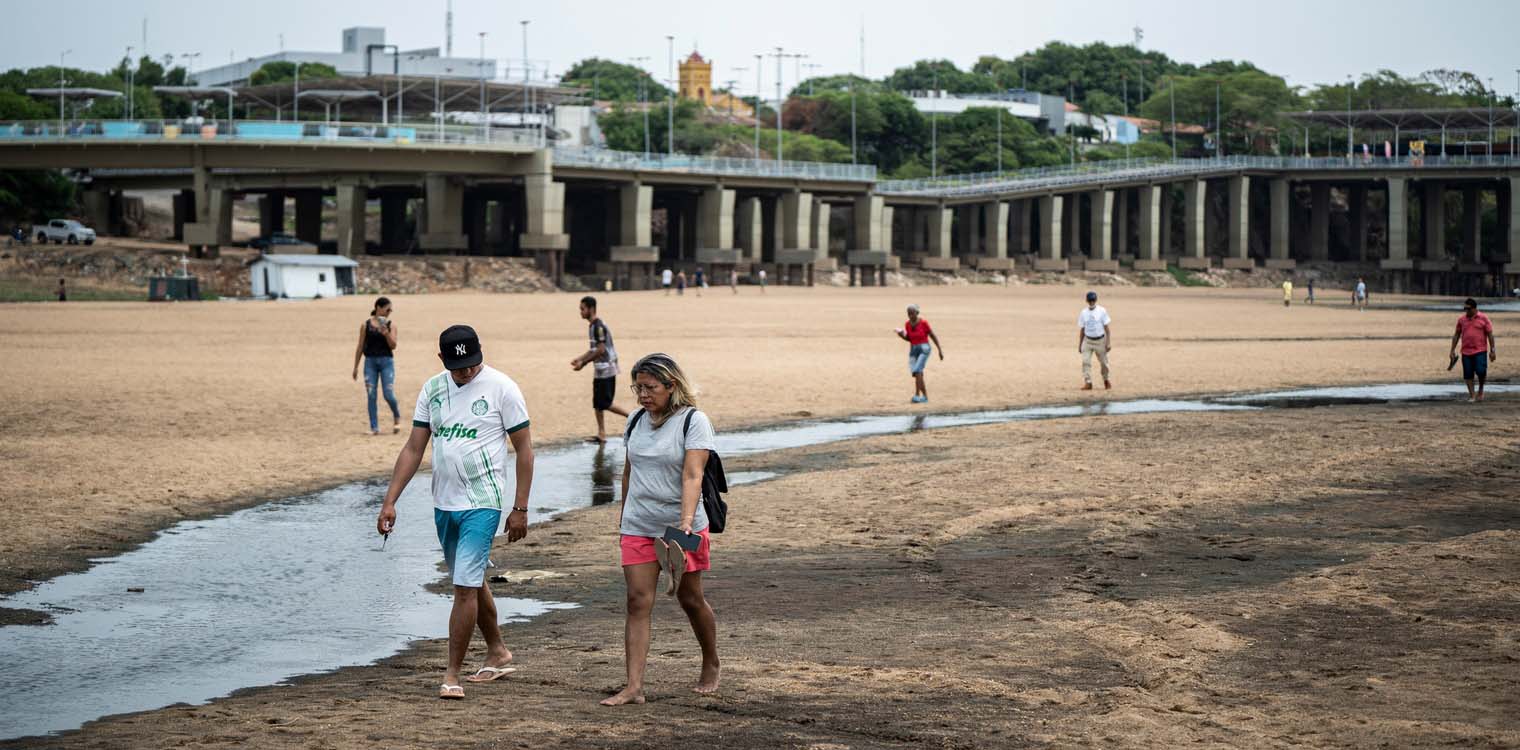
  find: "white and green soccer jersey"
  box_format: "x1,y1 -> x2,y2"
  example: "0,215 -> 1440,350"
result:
411,365 -> 531,511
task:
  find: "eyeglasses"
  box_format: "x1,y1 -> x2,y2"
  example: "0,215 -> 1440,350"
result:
629,382 -> 668,396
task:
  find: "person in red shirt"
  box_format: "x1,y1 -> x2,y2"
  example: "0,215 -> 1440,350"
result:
894,304 -> 944,404
1450,298 -> 1497,402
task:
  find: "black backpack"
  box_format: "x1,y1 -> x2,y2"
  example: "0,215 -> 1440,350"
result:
625,408 -> 729,533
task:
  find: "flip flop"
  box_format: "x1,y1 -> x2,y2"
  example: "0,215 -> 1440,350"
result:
465,665 -> 517,683
663,539 -> 687,596
439,684 -> 465,700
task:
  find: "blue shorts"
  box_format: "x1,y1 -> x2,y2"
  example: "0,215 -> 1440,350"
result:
909,343 -> 932,374
1461,352 -> 1489,380
434,508 -> 500,587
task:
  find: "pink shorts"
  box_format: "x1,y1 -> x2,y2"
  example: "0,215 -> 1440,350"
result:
620,529 -> 711,572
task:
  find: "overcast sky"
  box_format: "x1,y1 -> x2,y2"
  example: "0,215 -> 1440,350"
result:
5,0 -> 1518,96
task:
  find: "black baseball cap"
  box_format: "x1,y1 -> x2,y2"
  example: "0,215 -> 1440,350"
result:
1085,290 -> 1098,302
439,325 -> 483,369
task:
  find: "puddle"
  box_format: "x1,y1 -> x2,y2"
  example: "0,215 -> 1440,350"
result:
0,382 -> 1512,739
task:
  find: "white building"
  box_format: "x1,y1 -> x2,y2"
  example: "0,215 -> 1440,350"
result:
909,90 -> 1068,136
250,254 -> 359,299
194,27 -> 497,87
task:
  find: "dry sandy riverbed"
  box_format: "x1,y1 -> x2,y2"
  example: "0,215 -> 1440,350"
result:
0,284 -> 1515,746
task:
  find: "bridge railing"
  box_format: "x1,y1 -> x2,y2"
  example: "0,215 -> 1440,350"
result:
551,146 -> 877,182
878,154 -> 1520,197
0,118 -> 543,149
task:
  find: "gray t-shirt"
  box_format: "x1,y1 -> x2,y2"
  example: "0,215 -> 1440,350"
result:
620,407 -> 717,537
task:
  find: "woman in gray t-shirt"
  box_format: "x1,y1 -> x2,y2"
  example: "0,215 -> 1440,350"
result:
601,353 -> 721,706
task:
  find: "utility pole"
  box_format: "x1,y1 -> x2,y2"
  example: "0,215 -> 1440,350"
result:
478,32 -> 487,141
803,62 -> 822,95
996,107 -> 1002,176
666,35 -> 674,155
294,61 -> 302,121
630,56 -> 651,157
767,48 -> 803,163
522,21 -> 532,145
125,46 -> 134,120
722,77 -> 740,117
1214,79 -> 1222,158
1345,74 -> 1353,159
754,53 -> 762,165
445,0 -> 453,57
931,69 -> 938,177
1121,73 -> 1129,161
1068,78 -> 1076,165
1169,76 -> 1177,160
59,49 -> 71,132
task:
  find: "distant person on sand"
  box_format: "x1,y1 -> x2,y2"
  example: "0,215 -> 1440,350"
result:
1306,279 -> 1315,304
661,268 -> 673,295
602,353 -> 721,706
570,295 -> 629,443
377,325 -> 534,700
1282,279 -> 1293,307
353,297 -> 400,435
728,267 -> 739,294
757,267 -> 767,293
693,267 -> 705,297
676,270 -> 687,296
895,304 -> 943,403
1355,278 -> 1368,310
1077,291 -> 1113,390
1450,298 -> 1497,403
56,278 -> 66,302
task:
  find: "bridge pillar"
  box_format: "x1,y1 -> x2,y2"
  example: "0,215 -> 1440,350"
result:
1159,187 -> 1174,258
257,192 -> 284,239
1087,190 -> 1117,271
1135,186 -> 1165,271
696,185 -> 739,281
82,190 -> 112,237
813,198 -> 832,271
1221,176 -> 1254,269
1266,179 -> 1294,269
172,189 -> 195,241
1461,185 -> 1483,266
335,183 -> 367,257
983,201 -> 1010,265
294,191 -> 323,245
1381,177 -> 1411,271
1420,181 -> 1445,269
420,175 -> 468,253
1009,199 -> 1030,256
956,203 -> 981,257
184,188 -> 231,258
1506,177 -> 1520,281
1308,183 -> 1330,262
776,190 -> 814,285
920,205 -> 958,272
735,196 -> 761,263
1180,181 -> 1209,269
609,183 -> 658,290
1113,189 -> 1129,260
1035,194 -> 1067,271
846,195 -> 888,285
519,154 -> 570,286
1061,194 -> 1080,263
1349,185 -> 1369,261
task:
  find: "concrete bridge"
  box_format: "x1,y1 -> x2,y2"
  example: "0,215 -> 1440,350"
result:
3,120 -> 1517,293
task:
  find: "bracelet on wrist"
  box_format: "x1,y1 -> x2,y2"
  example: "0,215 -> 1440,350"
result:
512,507 -> 528,513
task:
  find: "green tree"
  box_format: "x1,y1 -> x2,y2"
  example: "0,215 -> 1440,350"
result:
563,58 -> 670,102
248,61 -> 340,86
1139,70 -> 1295,154
885,60 -> 998,94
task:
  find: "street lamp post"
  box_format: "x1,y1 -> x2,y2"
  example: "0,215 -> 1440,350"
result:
753,54 -> 762,167
996,106 -> 1002,176
521,20 -> 532,145
478,32 -> 487,141
59,49 -> 71,132
1345,75 -> 1353,159
666,35 -> 675,156
1121,73 -> 1129,161
293,61 -> 302,121
849,75 -> 857,164
1168,75 -> 1177,160
1068,79 -> 1075,165
931,70 -> 939,177
1214,79 -> 1221,158
124,46 -> 134,120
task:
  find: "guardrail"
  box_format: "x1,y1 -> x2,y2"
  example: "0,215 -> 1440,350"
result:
552,147 -> 877,182
879,155 -> 1520,198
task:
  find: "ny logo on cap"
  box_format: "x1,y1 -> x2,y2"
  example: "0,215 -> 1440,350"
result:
455,343 -> 468,356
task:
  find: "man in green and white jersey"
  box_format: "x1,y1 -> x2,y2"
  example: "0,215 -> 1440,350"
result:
377,324 -> 534,700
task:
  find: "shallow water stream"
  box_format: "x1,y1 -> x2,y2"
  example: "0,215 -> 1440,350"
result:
0,382 -> 1513,739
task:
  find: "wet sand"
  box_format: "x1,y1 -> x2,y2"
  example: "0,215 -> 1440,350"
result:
0,285 -> 1497,606
10,397 -> 1517,748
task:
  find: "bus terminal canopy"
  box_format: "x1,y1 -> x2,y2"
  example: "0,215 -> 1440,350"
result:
25,88 -> 124,100
230,75 -> 587,120
1282,108 -> 1518,136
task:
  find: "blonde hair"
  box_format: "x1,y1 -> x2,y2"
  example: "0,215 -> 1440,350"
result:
631,353 -> 698,410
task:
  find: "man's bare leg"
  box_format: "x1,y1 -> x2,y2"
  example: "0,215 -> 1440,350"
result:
1465,377 -> 1477,401
446,585 -> 479,688
601,562 -> 659,706
676,571 -> 720,694
594,409 -> 607,442
473,584 -> 513,668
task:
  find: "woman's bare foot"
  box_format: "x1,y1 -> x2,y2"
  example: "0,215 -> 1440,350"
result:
694,662 -> 720,694
600,687 -> 646,706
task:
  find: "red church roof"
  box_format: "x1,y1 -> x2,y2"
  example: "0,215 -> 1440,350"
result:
685,51 -> 708,64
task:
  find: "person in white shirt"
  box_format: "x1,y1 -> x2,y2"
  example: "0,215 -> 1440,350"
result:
661,268 -> 674,295
1077,291 -> 1113,390
1355,278 -> 1368,311
376,324 -> 535,700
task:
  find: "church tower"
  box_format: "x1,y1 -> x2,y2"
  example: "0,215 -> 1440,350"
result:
678,51 -> 712,105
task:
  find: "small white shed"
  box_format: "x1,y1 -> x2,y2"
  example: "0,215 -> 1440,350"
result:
249,254 -> 358,299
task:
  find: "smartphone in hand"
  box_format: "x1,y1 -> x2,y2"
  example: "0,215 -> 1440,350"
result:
662,526 -> 701,552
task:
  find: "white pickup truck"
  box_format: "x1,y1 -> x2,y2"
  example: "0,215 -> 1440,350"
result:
34,219 -> 96,245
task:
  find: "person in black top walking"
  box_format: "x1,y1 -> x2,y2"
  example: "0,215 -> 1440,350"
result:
571,296 -> 629,443
56,278 -> 66,302
352,296 -> 401,435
